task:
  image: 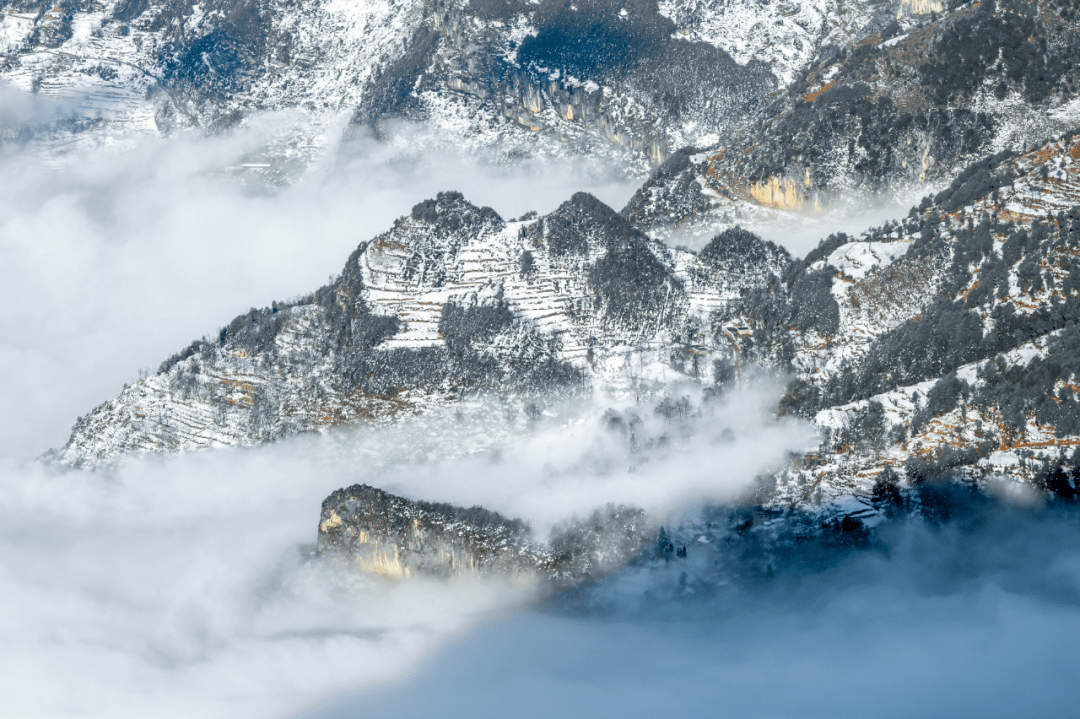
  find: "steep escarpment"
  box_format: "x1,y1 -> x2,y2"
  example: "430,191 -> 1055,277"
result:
317,484 -> 546,581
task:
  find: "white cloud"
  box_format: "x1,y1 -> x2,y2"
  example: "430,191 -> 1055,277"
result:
0,449 -> 527,719
357,386 -> 816,536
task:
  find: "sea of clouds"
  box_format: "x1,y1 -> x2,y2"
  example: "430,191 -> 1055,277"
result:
2,91 -> 1079,719
0,99 -> 808,718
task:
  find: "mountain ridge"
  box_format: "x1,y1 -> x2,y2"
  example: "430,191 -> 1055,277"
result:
47,189 -> 786,468
46,129 -> 1080,521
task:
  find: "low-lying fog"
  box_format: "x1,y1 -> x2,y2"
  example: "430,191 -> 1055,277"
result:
2,102 -> 1078,718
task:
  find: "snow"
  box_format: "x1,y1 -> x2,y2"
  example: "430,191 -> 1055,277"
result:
0,14 -> 35,55
0,0 -> 422,161
53,188 -> 769,467
823,240 -> 910,282
657,0 -> 859,87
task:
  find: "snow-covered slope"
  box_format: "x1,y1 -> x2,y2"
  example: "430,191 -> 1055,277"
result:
657,0 -> 885,88
0,0 -> 798,171
741,132 -> 1080,511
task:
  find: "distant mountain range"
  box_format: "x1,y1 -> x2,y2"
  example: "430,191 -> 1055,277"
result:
6,0 -> 1079,189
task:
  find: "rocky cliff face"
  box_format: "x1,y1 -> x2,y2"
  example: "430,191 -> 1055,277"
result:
625,0 -> 1080,242
317,484 -> 547,582
317,484 -> 653,586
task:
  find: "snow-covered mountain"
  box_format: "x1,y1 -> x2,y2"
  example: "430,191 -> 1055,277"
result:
737,131 -> 1080,511
47,190 -> 788,468
47,130 -> 1080,528
0,0 -> 798,170
8,0 -> 1078,191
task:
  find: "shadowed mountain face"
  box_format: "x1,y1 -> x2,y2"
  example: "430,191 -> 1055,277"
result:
0,0 -> 781,170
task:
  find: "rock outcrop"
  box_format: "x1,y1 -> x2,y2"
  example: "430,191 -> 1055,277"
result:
317,484 -> 654,586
